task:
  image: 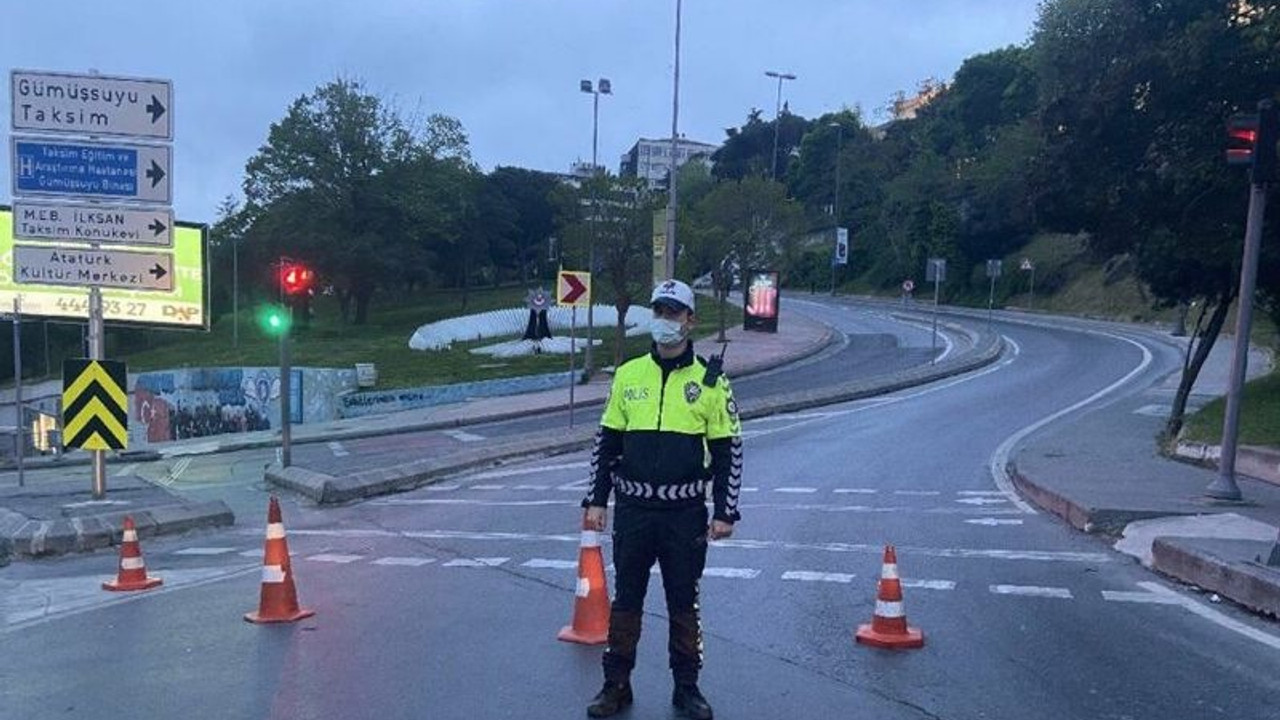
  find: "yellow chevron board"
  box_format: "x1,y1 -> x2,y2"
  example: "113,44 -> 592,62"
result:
62,359 -> 128,451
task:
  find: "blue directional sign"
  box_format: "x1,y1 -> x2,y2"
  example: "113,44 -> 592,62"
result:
10,137 -> 171,204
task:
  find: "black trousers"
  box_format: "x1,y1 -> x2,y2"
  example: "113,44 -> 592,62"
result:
602,502 -> 708,684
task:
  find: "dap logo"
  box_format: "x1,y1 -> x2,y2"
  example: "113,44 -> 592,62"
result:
162,305 -> 200,323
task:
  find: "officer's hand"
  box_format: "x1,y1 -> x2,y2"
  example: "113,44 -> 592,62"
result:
584,506 -> 608,532
708,520 -> 734,540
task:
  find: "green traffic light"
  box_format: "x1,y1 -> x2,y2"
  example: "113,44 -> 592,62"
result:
257,304 -> 292,335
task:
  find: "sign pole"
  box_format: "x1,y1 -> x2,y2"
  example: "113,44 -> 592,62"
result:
931,270 -> 941,359
988,273 -> 996,327
568,307 -> 577,428
12,297 -> 24,488
89,286 -> 106,499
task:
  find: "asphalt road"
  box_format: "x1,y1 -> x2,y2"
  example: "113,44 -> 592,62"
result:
4,301 -> 1280,719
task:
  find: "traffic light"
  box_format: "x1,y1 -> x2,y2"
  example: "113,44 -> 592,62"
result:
280,262 -> 315,296
257,304 -> 291,336
1226,100 -> 1278,184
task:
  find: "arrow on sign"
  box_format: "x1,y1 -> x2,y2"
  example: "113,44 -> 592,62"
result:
965,518 -> 1025,526
146,95 -> 167,123
149,219 -> 168,237
146,160 -> 166,187
149,264 -> 168,280
560,274 -> 588,304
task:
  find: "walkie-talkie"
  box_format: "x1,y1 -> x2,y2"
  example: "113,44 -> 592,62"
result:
702,340 -> 729,387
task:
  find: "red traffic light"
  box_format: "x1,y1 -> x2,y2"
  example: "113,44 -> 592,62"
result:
1227,114 -> 1260,166
280,262 -> 314,295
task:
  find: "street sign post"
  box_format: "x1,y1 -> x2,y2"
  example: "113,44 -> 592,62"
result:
10,70 -> 172,140
926,258 -> 946,358
985,259 -> 1003,326
556,270 -> 591,426
11,137 -> 171,204
14,245 -> 173,291
13,201 -> 172,246
1020,258 -> 1036,311
832,226 -> 849,295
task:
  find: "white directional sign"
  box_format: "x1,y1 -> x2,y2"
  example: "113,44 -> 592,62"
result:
11,137 -> 172,204
10,70 -> 173,140
13,245 -> 174,292
12,201 -> 173,247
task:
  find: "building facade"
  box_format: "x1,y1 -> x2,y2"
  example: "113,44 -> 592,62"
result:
619,137 -> 719,188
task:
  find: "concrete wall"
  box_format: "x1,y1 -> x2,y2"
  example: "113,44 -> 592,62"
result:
132,366 -> 357,443
340,371 -> 574,419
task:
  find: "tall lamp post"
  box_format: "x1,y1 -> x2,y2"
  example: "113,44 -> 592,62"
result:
665,0 -> 683,281
765,70 -> 797,181
828,121 -> 843,294
580,77 -> 611,374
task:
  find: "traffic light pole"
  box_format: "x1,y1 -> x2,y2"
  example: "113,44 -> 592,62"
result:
89,286 -> 106,499
279,313 -> 292,468
1206,180 -> 1268,500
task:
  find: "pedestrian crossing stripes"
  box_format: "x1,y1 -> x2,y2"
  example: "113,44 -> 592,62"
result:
413,481 -> 1020,503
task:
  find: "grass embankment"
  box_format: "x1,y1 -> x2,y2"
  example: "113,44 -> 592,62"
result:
110,286 -> 732,389
1182,371 -> 1280,447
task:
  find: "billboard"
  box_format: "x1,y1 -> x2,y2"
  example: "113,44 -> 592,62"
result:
743,269 -> 780,333
0,207 -> 208,328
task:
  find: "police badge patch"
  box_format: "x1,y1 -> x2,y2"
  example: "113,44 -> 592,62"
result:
726,396 -> 739,418
684,381 -> 702,404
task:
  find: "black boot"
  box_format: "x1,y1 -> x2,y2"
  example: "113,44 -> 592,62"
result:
587,681 -> 633,718
672,683 -> 713,720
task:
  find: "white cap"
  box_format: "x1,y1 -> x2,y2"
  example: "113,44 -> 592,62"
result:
651,279 -> 696,313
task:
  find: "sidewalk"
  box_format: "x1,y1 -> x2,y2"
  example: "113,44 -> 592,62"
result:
1011,332 -> 1280,617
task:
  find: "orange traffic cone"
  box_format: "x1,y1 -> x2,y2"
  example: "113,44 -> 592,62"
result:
558,520 -> 611,645
855,545 -> 924,649
245,496 -> 315,624
103,516 -> 163,592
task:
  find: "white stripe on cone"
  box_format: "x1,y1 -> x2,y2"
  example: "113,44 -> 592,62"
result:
580,531 -> 600,548
266,523 -> 286,540
120,557 -> 145,570
262,565 -> 286,583
875,600 -> 905,618
123,529 -> 138,543
880,563 -> 899,580
576,577 -> 591,598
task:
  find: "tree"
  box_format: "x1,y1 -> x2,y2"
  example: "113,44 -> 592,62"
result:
712,109 -> 813,182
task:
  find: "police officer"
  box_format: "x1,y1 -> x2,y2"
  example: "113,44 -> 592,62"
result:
582,279 -> 744,720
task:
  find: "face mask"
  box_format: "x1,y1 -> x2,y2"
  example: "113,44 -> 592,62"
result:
650,317 -> 687,346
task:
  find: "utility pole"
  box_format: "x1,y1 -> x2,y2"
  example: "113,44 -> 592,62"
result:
765,70 -> 797,182
665,0 -> 682,280
580,78 -> 611,375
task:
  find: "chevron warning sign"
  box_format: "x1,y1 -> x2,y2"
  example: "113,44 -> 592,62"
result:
62,359 -> 129,451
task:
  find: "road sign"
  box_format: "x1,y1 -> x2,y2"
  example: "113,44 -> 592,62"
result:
1020,258 -> 1034,271
986,259 -> 1003,279
11,137 -> 172,204
926,258 -> 947,283
62,359 -> 128,451
902,279 -> 915,293
14,245 -> 174,292
557,270 -> 591,307
0,209 -> 207,327
835,227 -> 849,265
12,201 -> 172,246
11,70 -> 172,140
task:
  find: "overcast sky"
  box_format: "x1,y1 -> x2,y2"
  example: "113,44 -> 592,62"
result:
1,1 -> 1041,223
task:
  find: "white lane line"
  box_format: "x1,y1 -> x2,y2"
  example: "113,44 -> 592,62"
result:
903,579 -> 956,590
990,585 -> 1073,599
956,497 -> 1009,506
703,567 -> 761,579
834,488 -> 878,494
782,571 -> 856,583
372,557 -> 436,567
280,528 -> 1112,563
470,484 -> 506,491
774,487 -> 818,494
372,499 -> 576,507
465,461 -> 589,481
239,549 -> 264,559
113,463 -> 137,478
966,518 -> 1025,526
368,498 -> 1025,515
556,481 -> 591,491
172,547 -> 239,556
513,484 -> 551,491
443,429 -> 486,443
957,490 -> 1008,496
522,559 -> 578,570
328,441 -> 349,457
425,484 -> 462,492
307,554 -> 364,564
1137,581 -> 1280,650
989,332 -> 1153,514
894,490 -> 941,496
442,557 -> 509,567
169,457 -> 192,483
1101,590 -> 1180,605
741,487 -> 760,493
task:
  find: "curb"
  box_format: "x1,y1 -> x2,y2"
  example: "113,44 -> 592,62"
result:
1008,466 -> 1204,536
0,500 -> 235,559
268,324 -> 1004,504
1151,536 -> 1280,618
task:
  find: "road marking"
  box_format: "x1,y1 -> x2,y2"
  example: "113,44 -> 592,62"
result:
172,547 -> 238,556
834,488 -> 878,494
956,490 -> 1007,496
425,483 -> 461,492
522,559 -> 578,569
782,571 -> 855,583
368,498 -> 1025,515
956,497 -> 1008,506
307,553 -> 364,564
464,461 -> 589,481
989,332 -> 1153,514
372,557 -> 436,567
703,567 -> 761,579
966,518 -> 1024,526
990,585 -> 1073,599
894,490 -> 941,496
442,557 -> 509,567
470,484 -> 506,491
328,441 -> 349,457
443,429 -> 486,443
774,487 -> 818,494
903,579 -> 956,590
1137,581 -> 1280,650
239,549 -> 264,559
513,484 -> 551,491
373,499 -> 576,507
113,463 -> 137,477
741,487 -> 760,493
1101,590 -> 1180,605
157,457 -> 192,486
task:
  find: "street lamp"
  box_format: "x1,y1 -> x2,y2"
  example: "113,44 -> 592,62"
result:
765,70 -> 797,181
828,121 -> 843,294
580,78 -> 611,374
665,0 -> 683,281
